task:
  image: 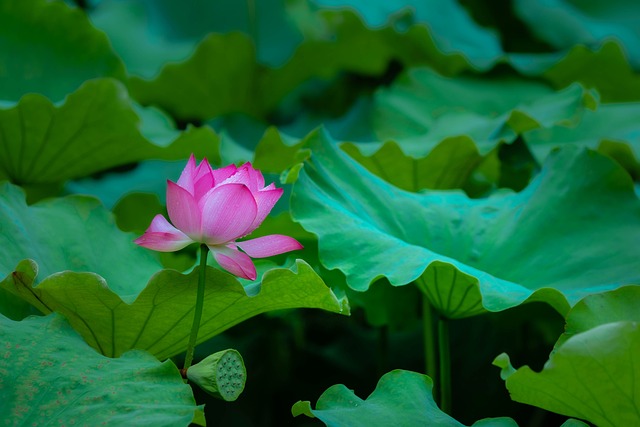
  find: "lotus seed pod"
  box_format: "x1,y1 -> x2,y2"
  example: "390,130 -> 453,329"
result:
187,349 -> 246,401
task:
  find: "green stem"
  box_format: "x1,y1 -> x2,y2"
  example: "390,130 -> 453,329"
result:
183,244 -> 209,374
438,316 -> 452,415
422,293 -> 438,388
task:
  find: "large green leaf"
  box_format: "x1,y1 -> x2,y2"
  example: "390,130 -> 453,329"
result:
0,181 -> 161,297
0,0 -> 125,102
1,259 -> 348,359
368,68 -> 597,156
0,313 -> 198,426
494,320 -> 640,427
290,129 -> 640,317
292,369 -> 517,427
0,78 -> 219,187
514,0 -> 640,69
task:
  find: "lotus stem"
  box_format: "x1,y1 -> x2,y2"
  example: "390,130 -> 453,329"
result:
183,244 -> 210,375
422,293 -> 438,390
438,315 -> 452,415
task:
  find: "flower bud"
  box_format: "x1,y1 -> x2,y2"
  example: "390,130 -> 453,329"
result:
187,349 -> 246,401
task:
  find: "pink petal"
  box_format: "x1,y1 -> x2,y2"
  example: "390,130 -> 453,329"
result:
212,164 -> 238,186
193,158 -> 214,201
220,164 -> 254,190
200,183 -> 258,244
134,214 -> 194,252
250,187 -> 283,230
236,235 -> 303,258
167,180 -> 202,237
176,154 -> 197,195
211,246 -> 257,280
242,162 -> 265,190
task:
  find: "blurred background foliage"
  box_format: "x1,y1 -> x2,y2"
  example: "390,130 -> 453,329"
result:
1,0 -> 639,425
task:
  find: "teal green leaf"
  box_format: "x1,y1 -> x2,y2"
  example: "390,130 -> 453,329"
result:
368,68 -> 597,156
0,0 -> 125,102
0,314 -> 198,426
291,130 -> 640,317
0,182 -> 162,297
514,0 -> 640,69
0,78 -> 220,187
292,369 -> 517,427
1,259 -> 348,359
310,0 -> 503,71
494,321 -> 640,427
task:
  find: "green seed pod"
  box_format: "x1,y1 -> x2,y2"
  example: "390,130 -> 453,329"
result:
187,349 -> 246,401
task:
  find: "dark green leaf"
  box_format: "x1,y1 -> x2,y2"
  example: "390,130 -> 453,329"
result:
0,0 -> 125,102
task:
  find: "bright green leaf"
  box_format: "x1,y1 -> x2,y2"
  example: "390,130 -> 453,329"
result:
494,321 -> 640,427
0,0 -> 125,102
556,285 -> 640,348
0,78 -> 219,187
1,259 -> 348,359
0,314 -> 198,426
292,369 -> 517,427
290,130 -> 640,317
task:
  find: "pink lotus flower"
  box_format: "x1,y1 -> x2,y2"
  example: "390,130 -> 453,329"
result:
135,155 -> 303,280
